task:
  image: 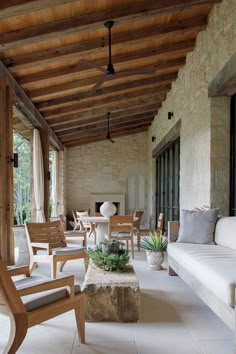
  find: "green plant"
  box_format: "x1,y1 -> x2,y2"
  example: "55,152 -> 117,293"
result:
87,245 -> 130,272
139,231 -> 168,253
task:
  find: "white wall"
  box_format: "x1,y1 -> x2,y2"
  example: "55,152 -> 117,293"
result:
66,132 -> 148,215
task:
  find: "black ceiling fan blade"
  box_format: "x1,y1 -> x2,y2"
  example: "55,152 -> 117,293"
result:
106,111 -> 115,143
80,59 -> 107,74
90,75 -> 108,92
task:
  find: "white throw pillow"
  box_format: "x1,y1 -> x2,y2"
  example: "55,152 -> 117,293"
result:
177,208 -> 219,244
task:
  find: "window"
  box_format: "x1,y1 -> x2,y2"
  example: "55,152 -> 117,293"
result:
156,138 -> 180,230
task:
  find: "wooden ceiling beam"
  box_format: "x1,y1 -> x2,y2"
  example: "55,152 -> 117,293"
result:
37,72 -> 177,109
57,113 -> 155,138
5,16 -> 206,71
0,0 -> 79,20
62,121 -> 152,143
0,0 -> 219,52
29,58 -> 185,100
52,104 -> 159,130
64,126 -> 149,147
0,60 -> 63,150
43,92 -> 166,119
17,39 -> 195,85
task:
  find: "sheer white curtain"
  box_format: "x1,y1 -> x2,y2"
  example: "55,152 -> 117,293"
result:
33,129 -> 45,222
51,150 -> 59,217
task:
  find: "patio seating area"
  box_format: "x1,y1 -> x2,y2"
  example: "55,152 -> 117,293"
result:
0,0 -> 236,353
0,245 -> 234,354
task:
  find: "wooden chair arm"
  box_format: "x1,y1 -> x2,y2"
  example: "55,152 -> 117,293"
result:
31,242 -> 50,250
18,275 -> 75,297
7,265 -> 30,277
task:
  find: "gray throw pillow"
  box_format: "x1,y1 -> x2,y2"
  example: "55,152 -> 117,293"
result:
177,208 -> 219,244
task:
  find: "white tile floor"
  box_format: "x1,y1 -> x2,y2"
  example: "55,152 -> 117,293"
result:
0,245 -> 234,354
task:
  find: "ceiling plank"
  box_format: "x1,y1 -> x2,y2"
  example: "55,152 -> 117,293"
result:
43,92 -> 166,119
61,121 -> 152,143
5,16 -> 206,71
36,72 -> 177,109
28,58 -> 185,100
0,0 -> 219,51
0,60 -> 63,150
17,39 -> 195,85
52,104 -> 159,130
64,126 -> 149,147
0,0 -> 79,20
57,113 -> 155,137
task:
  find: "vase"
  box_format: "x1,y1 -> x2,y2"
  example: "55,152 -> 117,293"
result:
146,250 -> 164,271
100,201 -> 117,218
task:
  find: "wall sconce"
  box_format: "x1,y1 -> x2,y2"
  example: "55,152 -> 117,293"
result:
152,136 -> 156,142
7,153 -> 18,168
168,111 -> 174,120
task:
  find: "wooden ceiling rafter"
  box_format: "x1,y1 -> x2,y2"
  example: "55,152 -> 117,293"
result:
52,104 -> 160,131
3,15 -> 207,71
57,113 -> 156,138
0,0 -> 220,146
0,0 -> 220,52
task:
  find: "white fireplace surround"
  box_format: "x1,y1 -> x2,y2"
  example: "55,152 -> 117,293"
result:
90,194 -> 125,216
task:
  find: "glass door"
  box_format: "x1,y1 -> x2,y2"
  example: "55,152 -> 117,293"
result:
156,138 -> 180,231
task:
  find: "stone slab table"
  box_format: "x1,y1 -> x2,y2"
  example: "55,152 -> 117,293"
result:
82,263 -> 140,322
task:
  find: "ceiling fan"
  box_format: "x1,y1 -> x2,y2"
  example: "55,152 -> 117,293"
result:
80,20 -> 155,92
106,112 -> 115,143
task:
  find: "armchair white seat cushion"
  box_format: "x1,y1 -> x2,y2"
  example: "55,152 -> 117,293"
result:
51,247 -> 87,256
168,242 -> 236,306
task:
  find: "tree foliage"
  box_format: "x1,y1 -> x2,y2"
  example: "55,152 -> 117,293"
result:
13,133 -> 31,224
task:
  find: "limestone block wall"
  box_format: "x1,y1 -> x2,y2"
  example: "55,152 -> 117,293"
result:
58,149 -> 67,215
148,0 -> 235,216
66,132 -> 148,214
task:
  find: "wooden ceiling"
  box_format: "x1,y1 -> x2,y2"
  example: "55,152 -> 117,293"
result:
1,0 -> 221,147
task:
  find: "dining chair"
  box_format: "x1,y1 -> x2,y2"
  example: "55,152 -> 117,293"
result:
0,260 -> 85,354
137,213 -> 164,251
108,215 -> 134,259
59,214 -> 87,248
25,220 -> 88,278
76,211 -> 97,244
72,210 -> 81,231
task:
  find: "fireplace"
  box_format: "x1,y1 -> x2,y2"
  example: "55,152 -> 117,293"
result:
90,194 -> 125,216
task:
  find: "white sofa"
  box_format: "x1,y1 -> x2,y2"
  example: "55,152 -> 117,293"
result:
167,216 -> 236,331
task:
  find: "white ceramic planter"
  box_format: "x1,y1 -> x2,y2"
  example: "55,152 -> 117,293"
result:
146,250 -> 164,271
100,201 -> 117,218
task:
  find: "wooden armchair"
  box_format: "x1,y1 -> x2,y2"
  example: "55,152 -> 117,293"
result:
108,215 -> 134,258
25,220 -> 88,279
0,260 -> 85,354
59,214 -> 87,248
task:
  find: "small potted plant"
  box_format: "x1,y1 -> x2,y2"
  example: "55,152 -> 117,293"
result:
139,231 -> 168,270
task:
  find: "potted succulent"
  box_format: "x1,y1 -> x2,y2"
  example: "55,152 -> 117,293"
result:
139,231 -> 168,270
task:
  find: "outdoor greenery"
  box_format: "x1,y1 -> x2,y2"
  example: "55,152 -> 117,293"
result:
88,240 -> 130,272
139,231 -> 168,253
13,132 -> 31,224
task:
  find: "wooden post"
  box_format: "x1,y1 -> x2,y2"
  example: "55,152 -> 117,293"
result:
39,129 -> 50,222
0,79 -> 14,263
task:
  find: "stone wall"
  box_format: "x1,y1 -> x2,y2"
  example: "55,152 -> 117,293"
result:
66,132 -> 148,214
148,0 -> 235,216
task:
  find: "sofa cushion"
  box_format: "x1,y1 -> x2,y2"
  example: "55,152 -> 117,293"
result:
215,216 -> 236,250
177,208 -> 219,244
168,242 -> 236,306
